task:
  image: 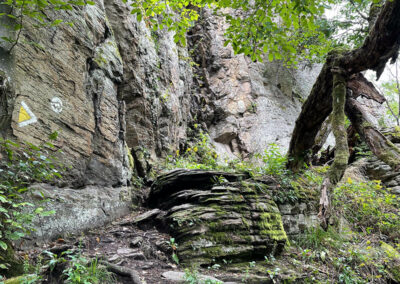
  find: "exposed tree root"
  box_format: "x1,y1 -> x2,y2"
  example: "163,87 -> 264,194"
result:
100,260 -> 142,284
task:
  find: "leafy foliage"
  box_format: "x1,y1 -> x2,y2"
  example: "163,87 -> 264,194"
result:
124,0 -> 385,64
126,0 -> 336,64
165,128 -> 219,170
333,178 -> 400,237
169,238 -> 180,265
44,249 -> 115,284
0,133 -> 63,272
326,0 -> 373,48
256,144 -> 288,176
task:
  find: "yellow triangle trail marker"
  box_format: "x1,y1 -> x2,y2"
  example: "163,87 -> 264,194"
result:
19,106 -> 31,122
18,101 -> 37,127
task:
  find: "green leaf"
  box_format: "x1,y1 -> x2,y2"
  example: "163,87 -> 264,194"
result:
172,253 -> 179,264
34,207 -> 44,214
0,240 -> 7,250
40,210 -> 56,217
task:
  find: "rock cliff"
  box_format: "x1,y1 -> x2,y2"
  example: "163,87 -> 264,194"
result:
0,1 -> 321,240
0,1 -> 321,185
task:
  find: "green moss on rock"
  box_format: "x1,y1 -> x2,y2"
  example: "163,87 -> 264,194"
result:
258,212 -> 288,242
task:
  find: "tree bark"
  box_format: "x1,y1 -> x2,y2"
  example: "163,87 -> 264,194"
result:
287,0 -> 400,171
318,67 -> 349,229
345,97 -> 400,170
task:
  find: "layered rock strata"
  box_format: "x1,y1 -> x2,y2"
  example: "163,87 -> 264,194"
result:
147,169 -> 290,266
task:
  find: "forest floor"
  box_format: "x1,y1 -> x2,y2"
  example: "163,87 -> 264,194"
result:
18,209 -> 247,283
11,203 -> 400,284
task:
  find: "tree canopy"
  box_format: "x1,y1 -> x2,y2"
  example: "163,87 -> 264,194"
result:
124,0 -> 382,63
0,0 -> 385,62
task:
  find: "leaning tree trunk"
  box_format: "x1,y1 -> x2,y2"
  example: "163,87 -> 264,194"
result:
287,0 -> 400,171
287,0 -> 400,228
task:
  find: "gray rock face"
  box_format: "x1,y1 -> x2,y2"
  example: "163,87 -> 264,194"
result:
104,1 -> 193,170
279,203 -> 319,236
366,155 -> 400,193
0,1 -> 323,242
1,2 -> 131,187
1,2 -> 323,182
0,1 -> 137,242
27,183 -> 131,243
189,9 -> 322,158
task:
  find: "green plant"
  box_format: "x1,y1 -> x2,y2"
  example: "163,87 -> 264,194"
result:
184,268 -> 199,284
333,179 -> 400,237
20,254 -> 43,284
169,238 -> 179,265
0,133 -> 63,274
291,166 -> 325,201
241,261 -> 257,283
183,268 -> 222,284
45,249 -> 114,284
63,254 -> 112,284
126,0 -> 335,64
296,226 -> 343,251
211,175 -> 228,185
264,254 -> 276,265
248,102 -> 257,113
63,255 -> 112,284
259,143 -> 288,176
165,129 -> 220,171
353,141 -> 372,159
266,267 -> 281,281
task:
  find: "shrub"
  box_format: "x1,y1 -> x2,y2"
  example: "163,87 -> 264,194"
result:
258,143 -> 288,176
333,178 -> 400,237
165,129 -> 220,170
0,133 -> 63,275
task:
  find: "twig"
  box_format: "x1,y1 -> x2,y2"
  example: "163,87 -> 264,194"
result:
349,0 -> 369,20
8,1 -> 25,53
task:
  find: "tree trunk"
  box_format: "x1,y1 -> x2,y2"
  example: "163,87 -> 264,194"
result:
346,97 -> 400,170
287,0 -> 400,171
318,67 -> 349,229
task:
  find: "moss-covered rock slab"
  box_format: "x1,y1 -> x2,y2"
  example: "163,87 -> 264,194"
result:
148,169 -> 288,267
